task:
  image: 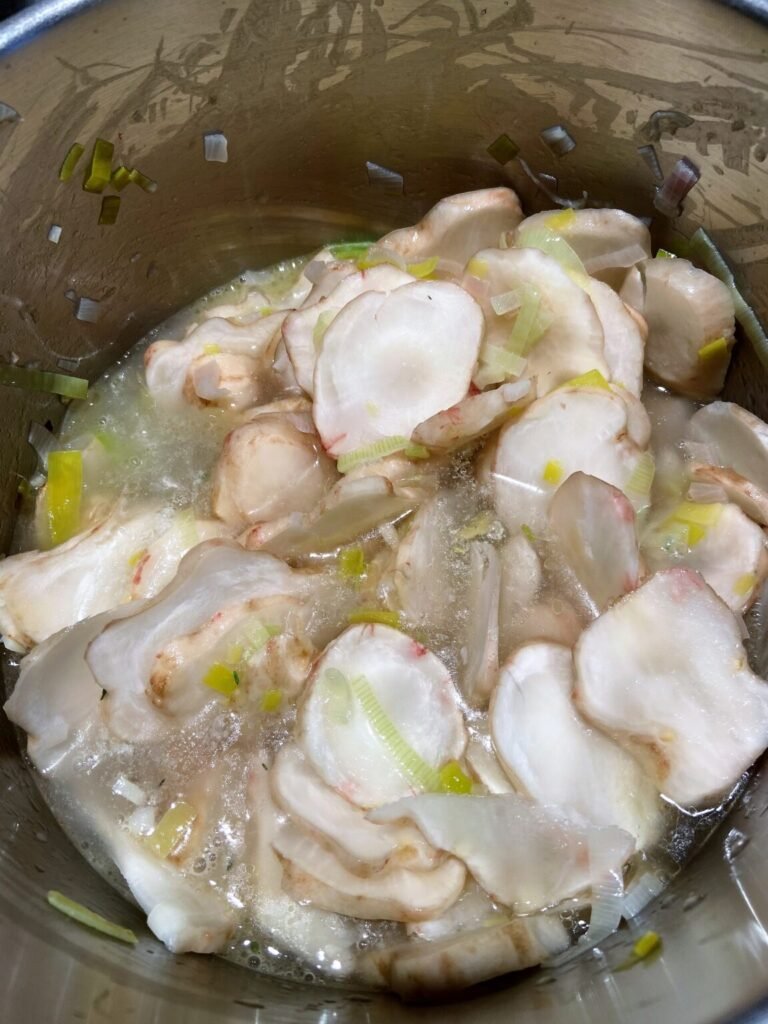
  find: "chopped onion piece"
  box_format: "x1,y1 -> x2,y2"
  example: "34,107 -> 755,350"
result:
0,364 -> 88,399
490,290 -> 522,316
46,450 -> 82,546
98,195 -> 121,226
203,131 -> 228,163
47,891 -> 137,945
540,125 -> 576,155
516,225 -> 587,278
113,776 -> 147,806
58,142 -> 85,182
637,144 -> 663,182
82,138 -> 114,193
487,133 -> 520,165
366,161 -> 404,193
75,297 -> 102,323
654,157 -> 700,217
128,168 -> 158,193
47,224 -> 62,244
622,872 -> 665,920
146,802 -> 197,859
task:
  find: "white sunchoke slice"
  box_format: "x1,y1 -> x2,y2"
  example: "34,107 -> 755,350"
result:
469,247 -> 607,396
460,541 -> 501,706
369,794 -> 634,913
270,745 -> 437,871
691,463 -> 768,527
411,380 -> 533,453
273,821 -> 466,923
129,515 -> 234,600
282,264 -> 414,397
549,472 -> 642,614
86,542 -> 307,741
515,208 -> 651,278
212,414 -> 337,529
313,280 -> 483,457
642,502 -> 768,613
579,277 -> 645,398
499,532 -> 543,657
687,401 -> 768,495
641,258 -> 736,400
201,288 -> 269,323
465,737 -> 516,795
488,388 -> 647,534
377,187 -> 524,269
144,313 -> 286,410
490,643 -> 661,848
0,505 -> 172,651
362,913 -> 570,999
575,567 -> 768,806
298,624 -> 466,808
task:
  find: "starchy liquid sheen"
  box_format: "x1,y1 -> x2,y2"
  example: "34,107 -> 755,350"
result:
4,254 -> 750,988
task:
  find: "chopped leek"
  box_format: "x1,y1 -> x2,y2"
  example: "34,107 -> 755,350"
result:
0,364 -> 88,399
542,459 -> 564,486
407,256 -> 438,279
697,336 -> 728,361
521,524 -> 536,543
457,510 -> 498,541
83,138 -> 114,193
203,662 -> 239,697
202,343 -> 221,356
516,226 -> 587,277
58,143 -> 85,182
313,310 -> 336,351
128,168 -> 158,193
337,435 -> 427,473
46,450 -> 82,546
203,132 -> 229,163
486,133 -> 520,165
47,890 -> 137,945
633,930 -> 662,960
261,689 -> 283,713
338,546 -> 367,579
230,620 -> 280,664
110,165 -> 132,191
127,548 -> 147,568
439,760 -> 473,794
561,368 -> 611,391
319,668 -> 354,725
349,674 -> 442,791
356,250 -> 401,271
328,241 -> 375,260
98,195 -> 121,226
478,346 -> 527,385
507,286 -> 551,356
348,608 -> 401,628
673,501 -> 723,528
656,248 -> 677,259
734,573 -> 757,598
626,451 -> 656,500
490,290 -> 522,316
146,802 -> 197,859
545,209 -> 576,231
466,257 -> 489,279
47,224 -> 62,244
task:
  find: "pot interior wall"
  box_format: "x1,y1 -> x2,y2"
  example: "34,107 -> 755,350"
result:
1,1 -> 768,1021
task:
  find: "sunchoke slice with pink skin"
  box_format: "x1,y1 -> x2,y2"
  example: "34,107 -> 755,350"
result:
641,258 -> 736,400
687,401 -> 768,495
369,794 -> 634,913
690,463 -> 768,527
298,624 -> 467,808
282,264 -> 414,397
378,187 -> 524,269
575,568 -> 768,806
642,503 -> 768,613
273,821 -> 466,923
144,313 -> 286,410
212,414 -> 337,529
515,208 -> 652,278
469,247 -> 607,396
549,472 -> 642,613
411,380 -> 532,454
488,388 -> 648,534
313,281 -> 483,457
270,745 -> 438,871
491,643 -> 661,848
460,541 -> 501,706
579,277 -> 645,398
129,516 -> 234,600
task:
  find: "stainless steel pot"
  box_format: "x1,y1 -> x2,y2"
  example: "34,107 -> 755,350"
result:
1,1 -> 768,1020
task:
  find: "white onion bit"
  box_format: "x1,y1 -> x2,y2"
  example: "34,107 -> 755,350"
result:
75,297 -> 102,323
490,290 -> 522,316
365,161 -> 404,193
622,871 -> 665,920
47,224 -> 62,245
654,157 -> 701,217
637,144 -> 663,182
112,775 -> 147,806
203,131 -> 229,163
0,101 -> 20,124
540,125 -> 576,156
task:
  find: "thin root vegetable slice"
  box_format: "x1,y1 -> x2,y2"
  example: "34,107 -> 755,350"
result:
411,380 -> 532,453
313,281 -> 483,456
579,277 -> 645,398
690,463 -> 768,527
460,541 -> 501,706
575,568 -> 768,806
686,401 -> 768,495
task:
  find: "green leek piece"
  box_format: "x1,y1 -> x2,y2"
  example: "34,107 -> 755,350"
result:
328,241 -> 374,260
83,138 -> 114,193
487,133 -> 519,165
439,760 -> 473,794
407,256 -> 439,279
146,802 -> 197,859
46,450 -> 83,546
128,168 -> 158,193
507,286 -> 551,356
0,364 -> 88,400
625,451 -> 655,500
656,248 -> 677,259
516,226 -> 587,278
697,336 -> 728,362
349,674 -> 442,791
313,310 -> 336,351
348,608 -> 401,628
58,143 -> 85,182
203,662 -> 239,697
320,668 -> 354,725
261,689 -> 283,713
561,368 -> 611,391
110,165 -> 132,191
338,546 -> 367,579
457,510 -> 498,541
337,435 -> 422,473
633,930 -> 662,960
521,524 -> 536,543
47,890 -> 137,945
98,195 -> 121,226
